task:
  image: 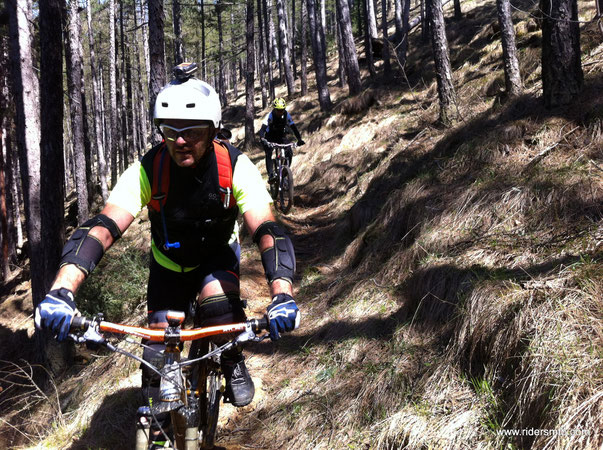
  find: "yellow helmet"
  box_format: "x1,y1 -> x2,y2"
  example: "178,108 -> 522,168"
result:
273,97 -> 286,110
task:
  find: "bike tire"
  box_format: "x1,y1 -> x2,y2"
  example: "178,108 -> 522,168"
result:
199,341 -> 222,449
269,160 -> 278,199
278,166 -> 294,214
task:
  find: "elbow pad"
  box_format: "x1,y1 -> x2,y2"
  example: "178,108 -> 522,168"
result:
60,214 -> 121,277
253,221 -> 296,284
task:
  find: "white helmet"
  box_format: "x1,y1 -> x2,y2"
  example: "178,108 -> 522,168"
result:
153,78 -> 221,128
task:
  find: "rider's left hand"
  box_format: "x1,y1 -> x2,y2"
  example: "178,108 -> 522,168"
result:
267,293 -> 300,341
297,139 -> 305,146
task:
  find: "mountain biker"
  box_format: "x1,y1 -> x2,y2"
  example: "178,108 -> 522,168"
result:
34,64 -> 299,444
259,97 -> 305,184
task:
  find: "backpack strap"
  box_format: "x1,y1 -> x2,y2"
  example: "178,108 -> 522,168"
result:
214,140 -> 236,209
149,143 -> 170,213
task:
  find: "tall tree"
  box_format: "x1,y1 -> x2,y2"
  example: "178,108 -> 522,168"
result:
276,0 -> 295,96
64,0 -> 89,222
496,0 -> 522,98
336,0 -> 362,94
109,0 -> 119,184
148,0 -> 166,145
399,0 -> 411,66
7,0 -> 47,343
381,0 -> 392,77
257,0 -> 268,108
263,0 -> 276,100
427,0 -> 457,125
300,0 -> 308,95
540,0 -> 583,108
364,0 -> 376,77
245,0 -> 256,148
366,0 -> 378,38
39,0 -> 65,288
394,0 -> 404,38
306,0 -> 332,110
199,0 -> 206,79
216,1 -> 227,105
172,0 -> 185,65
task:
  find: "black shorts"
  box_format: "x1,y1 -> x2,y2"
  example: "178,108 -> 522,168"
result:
145,242 -> 243,327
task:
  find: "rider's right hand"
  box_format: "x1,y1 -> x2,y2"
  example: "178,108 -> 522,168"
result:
34,288 -> 77,342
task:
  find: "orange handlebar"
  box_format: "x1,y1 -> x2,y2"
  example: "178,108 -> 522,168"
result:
98,321 -> 248,342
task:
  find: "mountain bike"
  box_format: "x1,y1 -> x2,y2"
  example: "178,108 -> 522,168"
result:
264,140 -> 295,214
69,311 -> 269,450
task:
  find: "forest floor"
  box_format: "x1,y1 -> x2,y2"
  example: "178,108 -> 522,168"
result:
1,0 -> 603,448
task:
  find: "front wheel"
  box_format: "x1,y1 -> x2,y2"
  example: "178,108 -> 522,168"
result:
278,166 -> 294,214
198,342 -> 222,449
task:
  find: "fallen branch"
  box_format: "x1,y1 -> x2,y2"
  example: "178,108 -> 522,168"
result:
521,126 -> 579,174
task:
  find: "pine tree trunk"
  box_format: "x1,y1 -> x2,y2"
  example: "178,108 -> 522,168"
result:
245,0 -> 256,148
200,0 -> 207,79
231,6 -> 239,101
133,1 -> 149,153
119,4 -> 128,174
139,0 -> 151,82
292,0 -> 297,79
381,0 -> 392,76
336,15 -> 347,88
257,0 -> 269,108
540,0 -> 583,108
39,0 -> 65,288
64,0 -> 90,222
172,0 -> 184,65
0,127 -> 9,280
399,0 -> 410,66
454,0 -> 462,19
364,0 -> 376,77
306,0 -> 332,110
496,0 -> 522,97
148,0 -> 166,145
276,0 -> 296,96
394,0 -> 403,38
108,0 -> 119,184
300,0 -> 308,96
264,0 -> 276,101
217,2 -> 227,105
367,0 -> 378,38
337,0 -> 362,94
428,0 -> 457,125
7,0 -> 46,311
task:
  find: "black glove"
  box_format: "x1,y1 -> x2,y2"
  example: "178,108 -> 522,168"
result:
297,139 -> 305,146
267,293 -> 300,341
34,288 -> 77,341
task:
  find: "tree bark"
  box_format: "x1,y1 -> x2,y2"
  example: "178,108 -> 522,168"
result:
337,0 -> 362,94
364,0 -> 376,77
7,0 -> 44,305
276,0 -> 296,96
336,13 -> 347,87
381,0 -> 392,77
366,0 -> 378,38
540,0 -> 583,108
230,6 -> 239,101
257,0 -> 269,108
394,0 -> 404,38
264,0 -> 276,100
292,0 -> 297,79
39,0 -> 65,289
428,0 -> 457,125
108,0 -> 119,184
399,0 -> 411,66
300,0 -> 308,96
200,0 -> 207,79
454,0 -> 462,19
133,0 -> 150,153
306,0 -> 332,110
496,0 -> 522,97
245,0 -> 256,149
64,0 -> 89,222
172,0 -> 185,65
216,2 -> 227,105
148,0 -> 166,145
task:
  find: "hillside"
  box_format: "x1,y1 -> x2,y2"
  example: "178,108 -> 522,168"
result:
1,0 -> 602,448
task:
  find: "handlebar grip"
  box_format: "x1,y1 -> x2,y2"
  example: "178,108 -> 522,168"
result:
250,316 -> 269,332
70,316 -> 90,331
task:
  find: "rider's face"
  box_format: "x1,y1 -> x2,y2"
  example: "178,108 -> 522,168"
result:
274,109 -> 285,118
162,119 -> 214,168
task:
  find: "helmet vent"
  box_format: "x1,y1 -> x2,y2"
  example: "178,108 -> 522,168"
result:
162,102 -> 168,107
186,103 -> 195,108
